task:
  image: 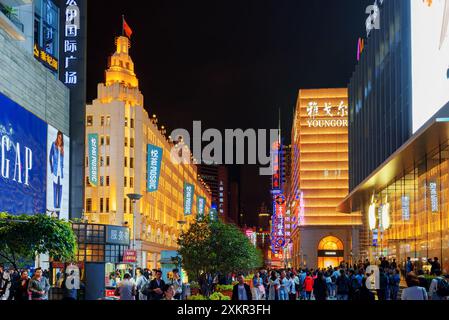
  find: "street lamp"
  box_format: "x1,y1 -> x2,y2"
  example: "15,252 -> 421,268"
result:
127,193 -> 143,249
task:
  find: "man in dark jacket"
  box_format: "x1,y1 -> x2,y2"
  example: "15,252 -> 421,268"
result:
336,269 -> 350,300
377,268 -> 388,300
232,274 -> 252,301
148,270 -> 165,300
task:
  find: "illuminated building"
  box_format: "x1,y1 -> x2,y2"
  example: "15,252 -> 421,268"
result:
84,35 -> 211,269
290,88 -> 362,269
340,1 -> 449,271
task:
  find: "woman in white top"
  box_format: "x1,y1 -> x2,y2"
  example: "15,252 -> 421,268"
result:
401,273 -> 428,301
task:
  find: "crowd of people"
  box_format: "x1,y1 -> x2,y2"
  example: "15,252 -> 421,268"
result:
231,257 -> 449,301
0,266 -> 53,301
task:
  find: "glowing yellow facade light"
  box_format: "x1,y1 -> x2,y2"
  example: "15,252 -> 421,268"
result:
382,196 -> 391,230
368,198 -> 377,231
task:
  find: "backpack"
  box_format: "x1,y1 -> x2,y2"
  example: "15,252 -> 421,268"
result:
140,281 -> 151,296
437,278 -> 449,297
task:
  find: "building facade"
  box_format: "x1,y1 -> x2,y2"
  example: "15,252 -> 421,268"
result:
290,88 -> 362,269
84,36 -> 211,269
349,0 -> 412,191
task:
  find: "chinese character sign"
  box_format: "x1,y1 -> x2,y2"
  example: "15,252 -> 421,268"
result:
147,144 -> 163,192
272,142 -> 282,192
305,101 -> 349,128
271,194 -> 286,254
88,134 -> 99,187
197,196 -> 206,219
184,183 -> 194,216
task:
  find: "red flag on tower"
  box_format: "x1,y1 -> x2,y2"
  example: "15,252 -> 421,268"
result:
122,16 -> 133,38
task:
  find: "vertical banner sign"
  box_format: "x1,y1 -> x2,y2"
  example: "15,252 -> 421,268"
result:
271,142 -> 281,194
88,134 -> 99,187
402,196 -> 410,222
197,196 -> 206,219
59,0 -> 87,220
184,183 -> 194,216
271,194 -> 286,254
147,144 -> 163,192
209,208 -> 218,222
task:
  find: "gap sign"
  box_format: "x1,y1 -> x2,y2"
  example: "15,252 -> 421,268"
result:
184,183 -> 194,216
147,144 -> 163,192
87,134 -> 98,187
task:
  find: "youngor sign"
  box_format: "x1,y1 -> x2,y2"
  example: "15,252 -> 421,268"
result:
147,144 -> 163,192
87,134 -> 99,187
184,183 -> 194,216
0,92 -> 47,215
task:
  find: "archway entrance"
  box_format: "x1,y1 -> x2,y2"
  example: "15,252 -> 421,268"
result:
317,236 -> 344,269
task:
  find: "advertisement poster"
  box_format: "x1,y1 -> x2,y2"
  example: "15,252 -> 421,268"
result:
147,144 -> 163,192
46,125 -> 70,221
183,183 -> 194,216
0,92 -> 47,215
411,0 -> 449,132
87,133 -> 99,187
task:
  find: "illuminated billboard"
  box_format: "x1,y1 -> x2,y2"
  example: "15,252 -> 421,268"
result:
411,0 -> 449,133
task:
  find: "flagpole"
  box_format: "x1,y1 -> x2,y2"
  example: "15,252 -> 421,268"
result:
122,15 -> 124,37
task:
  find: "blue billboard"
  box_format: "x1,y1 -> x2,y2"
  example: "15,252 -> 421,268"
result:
0,92 -> 47,215
147,144 -> 163,192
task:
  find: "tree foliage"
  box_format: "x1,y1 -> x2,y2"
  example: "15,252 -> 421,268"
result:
177,217 -> 263,282
0,213 -> 77,269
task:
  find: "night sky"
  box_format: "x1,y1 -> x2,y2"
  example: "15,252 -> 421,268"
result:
87,0 -> 372,226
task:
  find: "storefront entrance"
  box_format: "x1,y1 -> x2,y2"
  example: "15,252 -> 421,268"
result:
317,236 -> 344,269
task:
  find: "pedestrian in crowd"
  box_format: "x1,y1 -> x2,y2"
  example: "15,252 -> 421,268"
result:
313,272 -> 328,301
252,272 -> 262,300
428,258 -> 441,276
390,268 -> 400,300
116,273 -> 137,301
377,267 -> 388,300
288,272 -> 297,301
28,268 -> 50,300
162,284 -> 176,300
416,270 -> 428,290
13,270 -> 30,301
8,269 -> 19,301
268,271 -> 280,300
429,269 -> 448,300
335,269 -> 350,300
325,272 -> 333,298
143,268 -> 150,280
357,276 -> 375,301
406,257 -> 414,275
0,265 -> 11,300
170,269 -> 183,300
304,272 -> 314,300
135,268 -> 148,301
401,273 -> 428,300
279,271 -> 289,300
148,269 -> 165,300
232,273 -> 252,301
298,269 -> 307,300
391,259 -> 397,270
348,269 -> 361,300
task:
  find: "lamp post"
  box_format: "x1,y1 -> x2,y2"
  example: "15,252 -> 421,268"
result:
127,193 -> 142,276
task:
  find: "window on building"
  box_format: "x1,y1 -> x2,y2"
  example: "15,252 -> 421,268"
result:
125,117 -> 128,127
100,136 -> 105,146
106,198 -> 110,213
101,116 -> 105,127
106,136 -> 110,146
87,116 -> 93,127
131,119 -> 135,128
86,157 -> 89,167
106,176 -> 110,187
85,176 -> 90,186
100,156 -> 104,167
100,198 -> 104,213
124,157 -> 128,167
124,198 -> 127,213
106,116 -> 111,126
129,201 -> 132,214
124,177 -> 127,187
100,176 -> 104,187
130,177 -> 134,188
124,137 -> 128,148
106,156 -> 110,167
86,198 -> 92,212
130,138 -> 134,148
130,158 -> 134,169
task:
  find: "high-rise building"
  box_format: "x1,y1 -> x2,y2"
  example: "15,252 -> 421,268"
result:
84,35 -> 211,269
289,88 -> 362,269
340,1 -> 449,269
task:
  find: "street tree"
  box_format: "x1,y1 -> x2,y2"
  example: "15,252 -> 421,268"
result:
0,213 -> 77,270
